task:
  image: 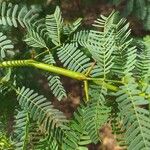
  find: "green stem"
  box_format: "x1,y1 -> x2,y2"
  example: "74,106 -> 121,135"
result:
0,59 -> 119,92
34,50 -> 49,59
31,60 -> 87,80
92,80 -> 119,92
1,60 -> 150,97
87,78 -> 121,91
0,60 -> 87,81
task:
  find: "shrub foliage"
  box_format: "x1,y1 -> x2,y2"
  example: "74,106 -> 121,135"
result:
0,1 -> 150,150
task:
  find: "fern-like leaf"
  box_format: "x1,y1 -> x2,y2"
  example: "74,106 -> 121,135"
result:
57,43 -> 91,73
24,18 -> 50,49
24,28 -> 48,48
0,32 -> 14,59
111,108 -> 126,149
16,87 -> 69,145
46,6 -> 63,46
13,110 -> 29,150
87,12 -> 119,78
100,13 -> 135,76
72,30 -> 89,48
0,2 -> 39,28
47,75 -> 67,101
29,122 -> 58,150
116,77 -> 150,149
124,46 -> 137,75
63,18 -> 82,35
89,84 -> 107,105
87,30 -> 115,78
16,87 -> 78,149
84,100 -> 111,143
136,36 -> 150,78
35,137 -> 59,150
111,17 -> 133,76
64,105 -> 91,150
93,11 -> 116,34
91,11 -> 137,76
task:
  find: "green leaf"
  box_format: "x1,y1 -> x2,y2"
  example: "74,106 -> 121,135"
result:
116,78 -> 150,150
0,32 -> 14,59
84,101 -> 110,143
13,110 -> 29,150
24,28 -> 48,48
63,105 -> 91,149
57,43 -> 91,73
17,87 -> 68,143
63,18 -> 82,35
0,2 -> 39,28
46,6 -> 63,46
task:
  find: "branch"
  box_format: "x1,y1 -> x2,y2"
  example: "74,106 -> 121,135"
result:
0,59 -> 119,92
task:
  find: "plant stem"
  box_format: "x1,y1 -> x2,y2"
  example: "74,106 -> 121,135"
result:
34,50 -> 49,59
31,60 -> 87,80
0,60 -> 87,80
1,60 -> 150,96
0,59 -> 119,92
87,77 -> 123,83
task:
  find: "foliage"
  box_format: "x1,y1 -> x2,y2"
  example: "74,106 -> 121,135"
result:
0,131 -> 12,149
0,1 -> 150,150
108,0 -> 150,30
0,118 -> 12,149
